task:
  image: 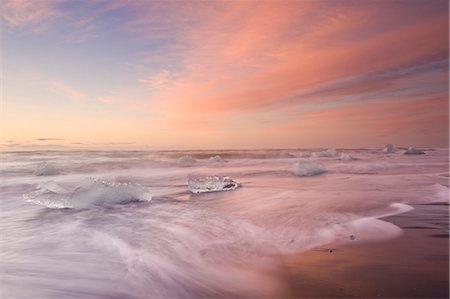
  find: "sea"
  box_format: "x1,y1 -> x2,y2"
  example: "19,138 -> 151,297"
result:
0,148 -> 448,298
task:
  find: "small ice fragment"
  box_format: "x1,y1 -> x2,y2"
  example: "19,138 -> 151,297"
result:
178,155 -> 196,165
340,152 -> 354,161
311,149 -> 338,157
404,147 -> 425,155
188,176 -> 240,194
280,151 -> 296,158
382,144 -> 396,153
293,161 -> 326,176
208,155 -> 226,163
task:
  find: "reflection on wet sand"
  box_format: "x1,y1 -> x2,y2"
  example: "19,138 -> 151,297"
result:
285,204 -> 449,298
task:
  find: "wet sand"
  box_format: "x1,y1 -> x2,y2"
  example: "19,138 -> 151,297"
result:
284,203 -> 449,298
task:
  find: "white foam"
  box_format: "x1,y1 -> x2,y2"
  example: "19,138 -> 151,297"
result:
311,148 -> 338,157
421,184 -> 450,203
292,161 -> 326,176
23,178 -> 152,209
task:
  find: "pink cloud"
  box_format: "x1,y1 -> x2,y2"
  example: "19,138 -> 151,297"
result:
2,0 -> 61,28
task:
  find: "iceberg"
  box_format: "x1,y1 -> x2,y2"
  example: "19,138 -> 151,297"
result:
293,162 -> 326,176
311,149 -> 338,158
340,152 -> 354,161
23,179 -> 152,209
178,155 -> 196,165
404,147 -> 425,155
208,155 -> 226,163
382,144 -> 396,153
188,176 -> 240,194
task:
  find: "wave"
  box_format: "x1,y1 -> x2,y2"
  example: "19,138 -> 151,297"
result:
23,179 -> 152,209
311,148 -> 338,158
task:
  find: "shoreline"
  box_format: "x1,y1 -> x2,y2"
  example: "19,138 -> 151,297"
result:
284,202 -> 449,298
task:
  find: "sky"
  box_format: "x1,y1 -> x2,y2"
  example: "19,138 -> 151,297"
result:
1,0 -> 449,149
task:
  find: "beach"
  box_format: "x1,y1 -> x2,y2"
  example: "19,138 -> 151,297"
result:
286,203 -> 449,298
0,148 -> 448,298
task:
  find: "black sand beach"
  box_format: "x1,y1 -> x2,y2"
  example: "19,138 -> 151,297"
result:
285,203 -> 449,298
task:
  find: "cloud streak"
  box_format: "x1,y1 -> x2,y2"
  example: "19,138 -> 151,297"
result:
2,0 -> 449,148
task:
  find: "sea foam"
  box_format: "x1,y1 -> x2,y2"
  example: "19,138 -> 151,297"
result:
23,179 -> 152,209
311,149 -> 338,158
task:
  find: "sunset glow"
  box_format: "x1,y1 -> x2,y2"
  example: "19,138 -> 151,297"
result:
2,0 -> 449,149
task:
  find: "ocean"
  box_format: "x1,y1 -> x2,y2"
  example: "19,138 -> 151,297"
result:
0,148 -> 448,298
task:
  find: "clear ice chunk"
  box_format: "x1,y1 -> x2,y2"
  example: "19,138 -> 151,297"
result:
23,179 -> 152,209
382,144 -> 396,153
340,152 -> 354,161
293,162 -> 326,176
188,176 -> 240,194
34,162 -> 59,176
208,155 -> 226,163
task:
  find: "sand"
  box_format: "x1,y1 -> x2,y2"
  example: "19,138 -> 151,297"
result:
284,203 -> 449,298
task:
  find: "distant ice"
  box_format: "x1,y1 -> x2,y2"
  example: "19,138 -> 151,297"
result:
293,161 -> 326,176
404,147 -> 425,155
208,155 -> 226,163
311,149 -> 338,158
280,151 -> 296,158
178,155 -> 196,165
23,179 -> 152,209
188,176 -> 240,193
33,162 -> 59,176
382,144 -> 396,153
340,152 -> 355,161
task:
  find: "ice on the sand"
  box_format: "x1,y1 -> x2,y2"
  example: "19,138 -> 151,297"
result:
293,161 -> 326,176
340,152 -> 354,161
178,155 -> 196,165
188,176 -> 240,194
382,144 -> 396,153
23,179 -> 152,209
208,155 -> 226,163
311,149 -> 338,157
34,162 -> 59,176
404,147 -> 425,155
